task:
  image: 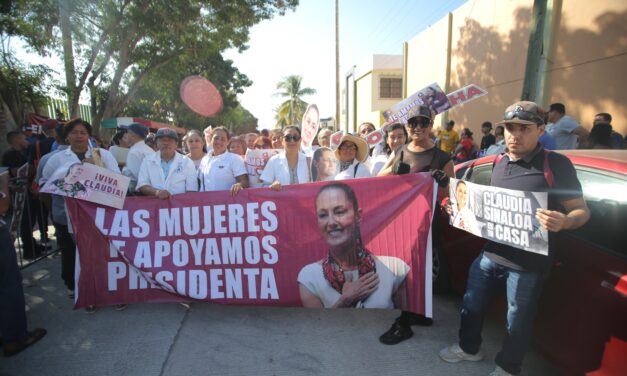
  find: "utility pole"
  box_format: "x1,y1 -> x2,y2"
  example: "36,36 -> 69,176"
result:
521,0 -> 548,101
335,0 -> 340,128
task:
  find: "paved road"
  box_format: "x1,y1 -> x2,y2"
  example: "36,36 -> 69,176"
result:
1,255 -> 560,376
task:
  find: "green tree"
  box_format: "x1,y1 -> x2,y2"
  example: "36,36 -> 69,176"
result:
274,75 -> 316,128
9,0 -> 298,134
0,0 -> 57,138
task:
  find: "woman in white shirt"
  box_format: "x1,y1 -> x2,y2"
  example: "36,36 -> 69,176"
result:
260,126 -> 311,190
137,128 -> 198,199
197,126 -> 249,195
40,118 -> 120,313
334,134 -> 371,180
183,130 -> 206,169
298,182 -> 409,308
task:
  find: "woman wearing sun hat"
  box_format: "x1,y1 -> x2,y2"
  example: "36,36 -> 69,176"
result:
333,134 -> 371,180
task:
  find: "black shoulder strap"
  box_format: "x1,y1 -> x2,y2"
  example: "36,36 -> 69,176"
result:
353,163 -> 359,178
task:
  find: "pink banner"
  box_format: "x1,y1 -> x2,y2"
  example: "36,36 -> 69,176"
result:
67,174 -> 435,315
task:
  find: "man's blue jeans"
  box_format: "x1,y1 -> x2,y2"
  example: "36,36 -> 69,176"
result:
459,253 -> 545,375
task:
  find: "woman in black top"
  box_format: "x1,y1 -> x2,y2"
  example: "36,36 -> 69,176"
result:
378,105 -> 454,345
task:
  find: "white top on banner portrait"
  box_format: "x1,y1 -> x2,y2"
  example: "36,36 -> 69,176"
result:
41,162 -> 130,209
448,178 -> 549,255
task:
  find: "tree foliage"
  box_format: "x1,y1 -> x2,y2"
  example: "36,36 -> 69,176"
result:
7,0 -> 298,133
274,74 -> 315,128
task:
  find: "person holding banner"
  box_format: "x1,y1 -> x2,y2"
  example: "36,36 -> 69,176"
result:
137,128 -> 198,199
41,118 -> 120,313
439,101 -> 590,376
260,126 -> 311,190
378,105 -> 453,345
333,134 -> 371,180
198,126 -> 249,196
298,182 -> 409,308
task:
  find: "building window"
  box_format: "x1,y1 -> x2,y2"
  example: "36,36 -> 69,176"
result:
380,77 -> 402,99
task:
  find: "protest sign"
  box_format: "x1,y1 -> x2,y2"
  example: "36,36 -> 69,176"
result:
9,163 -> 29,235
383,83 -> 450,124
448,178 -> 548,255
310,147 -> 337,182
67,174 -> 436,316
301,104 -> 320,149
330,131 -> 343,149
41,163 -> 130,209
244,149 -> 281,188
446,84 -> 487,109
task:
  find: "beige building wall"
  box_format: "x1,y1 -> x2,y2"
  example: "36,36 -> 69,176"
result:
405,14 -> 452,129
446,0 -> 533,135
546,0 -> 627,134
402,0 -> 627,138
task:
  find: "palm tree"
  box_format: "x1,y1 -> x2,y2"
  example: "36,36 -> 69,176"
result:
274,75 -> 316,128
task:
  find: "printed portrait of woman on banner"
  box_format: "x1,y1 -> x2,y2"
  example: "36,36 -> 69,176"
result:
297,182 -> 410,308
52,163 -> 89,198
449,180 -> 480,234
311,147 -> 336,182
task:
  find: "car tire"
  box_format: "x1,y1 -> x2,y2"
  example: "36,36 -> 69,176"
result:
432,245 -> 451,294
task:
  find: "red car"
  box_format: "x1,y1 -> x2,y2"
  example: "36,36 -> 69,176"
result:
432,149 -> 627,376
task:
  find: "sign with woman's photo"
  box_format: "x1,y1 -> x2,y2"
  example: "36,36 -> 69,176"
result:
244,149 -> 281,187
382,83 -> 450,125
65,174 -> 436,316
41,162 -> 130,209
448,178 -> 549,255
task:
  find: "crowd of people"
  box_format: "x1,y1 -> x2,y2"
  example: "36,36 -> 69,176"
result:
0,99 -> 606,375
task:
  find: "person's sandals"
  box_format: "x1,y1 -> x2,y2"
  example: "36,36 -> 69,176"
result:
2,328 -> 47,357
114,304 -> 128,311
85,305 -> 97,314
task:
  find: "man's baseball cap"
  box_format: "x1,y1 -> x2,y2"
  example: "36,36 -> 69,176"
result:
155,128 -> 178,141
128,123 -> 149,139
407,105 -> 434,122
497,101 -> 545,126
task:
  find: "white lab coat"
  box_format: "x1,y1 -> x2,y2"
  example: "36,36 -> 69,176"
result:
259,151 -> 311,186
136,151 -> 198,195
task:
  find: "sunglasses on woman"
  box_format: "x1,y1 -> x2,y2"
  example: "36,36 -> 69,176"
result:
284,135 -> 301,142
407,117 -> 431,129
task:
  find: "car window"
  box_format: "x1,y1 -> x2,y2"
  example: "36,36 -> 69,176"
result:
569,167 -> 627,257
467,164 -> 492,186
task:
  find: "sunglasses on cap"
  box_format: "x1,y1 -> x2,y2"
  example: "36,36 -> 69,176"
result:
283,134 -> 301,142
407,117 -> 431,129
503,110 -> 544,124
